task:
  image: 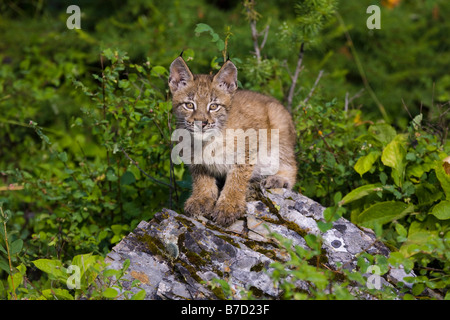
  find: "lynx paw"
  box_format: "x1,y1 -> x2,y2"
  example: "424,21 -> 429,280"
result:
211,199 -> 246,227
184,196 -> 216,218
263,175 -> 292,189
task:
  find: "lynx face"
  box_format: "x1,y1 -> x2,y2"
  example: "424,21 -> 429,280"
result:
169,57 -> 237,136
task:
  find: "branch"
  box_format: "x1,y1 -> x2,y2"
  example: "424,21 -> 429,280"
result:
245,0 -> 268,62
286,43 -> 305,113
303,69 -> 324,105
259,24 -> 270,50
344,88 -> 365,112
250,19 -> 262,61
120,147 -> 174,190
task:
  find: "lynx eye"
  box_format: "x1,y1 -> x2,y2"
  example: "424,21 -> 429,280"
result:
208,103 -> 221,112
183,102 -> 195,111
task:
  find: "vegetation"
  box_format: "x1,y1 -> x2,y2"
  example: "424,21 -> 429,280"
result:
0,0 -> 449,299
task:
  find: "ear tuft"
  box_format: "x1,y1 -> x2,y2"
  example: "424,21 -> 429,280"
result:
168,57 -> 194,93
213,60 -> 238,94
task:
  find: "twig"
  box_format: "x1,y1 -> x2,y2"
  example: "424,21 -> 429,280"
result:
244,0 -> 269,62
1,206 -> 17,300
167,113 -> 179,207
100,54 -> 112,192
286,43 -> 305,112
303,69 -> 324,105
345,88 -> 365,112
120,147 -> 174,189
259,24 -> 270,50
249,17 -> 261,61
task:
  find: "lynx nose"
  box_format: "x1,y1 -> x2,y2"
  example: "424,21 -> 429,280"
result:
193,120 -> 208,130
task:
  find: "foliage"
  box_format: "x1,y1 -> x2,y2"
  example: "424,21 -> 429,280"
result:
339,115 -> 450,298
0,0 -> 449,299
266,230 -> 401,300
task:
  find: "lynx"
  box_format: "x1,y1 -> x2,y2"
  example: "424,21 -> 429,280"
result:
169,56 -> 297,226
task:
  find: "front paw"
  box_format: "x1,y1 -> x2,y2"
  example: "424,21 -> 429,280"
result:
211,199 -> 246,227
184,195 -> 216,218
263,175 -> 292,189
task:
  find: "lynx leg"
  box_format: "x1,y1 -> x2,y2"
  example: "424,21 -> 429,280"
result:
212,165 -> 253,226
184,169 -> 218,218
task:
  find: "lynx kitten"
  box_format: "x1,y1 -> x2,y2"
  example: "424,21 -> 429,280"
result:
169,56 -> 297,226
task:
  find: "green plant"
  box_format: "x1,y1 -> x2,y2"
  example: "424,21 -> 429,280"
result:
294,99 -> 367,206
229,229 -> 399,300
0,203 -> 21,300
0,48 -> 192,299
340,114 -> 450,299
13,254 -> 144,300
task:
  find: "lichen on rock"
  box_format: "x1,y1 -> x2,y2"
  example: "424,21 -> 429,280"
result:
105,187 -> 413,300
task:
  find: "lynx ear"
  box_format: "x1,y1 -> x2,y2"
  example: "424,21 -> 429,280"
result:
213,60 -> 238,94
169,57 -> 194,93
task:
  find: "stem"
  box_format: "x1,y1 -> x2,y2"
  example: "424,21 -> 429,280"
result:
100,54 -> 112,192
250,19 -> 261,61
1,206 -> 17,300
120,147 -> 174,190
302,69 -> 324,105
286,43 -> 305,112
117,155 -> 123,218
167,113 -> 179,208
244,0 -> 263,62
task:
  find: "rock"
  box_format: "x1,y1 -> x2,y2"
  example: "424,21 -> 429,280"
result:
105,188 -> 413,300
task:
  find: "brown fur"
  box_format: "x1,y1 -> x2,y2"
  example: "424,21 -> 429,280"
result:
169,56 -> 297,226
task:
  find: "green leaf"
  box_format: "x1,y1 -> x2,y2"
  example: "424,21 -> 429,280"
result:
32,259 -> 66,281
381,138 -> 407,186
58,152 -> 68,163
10,239 -> 23,255
354,151 -> 381,176
103,268 -> 120,278
374,255 -> 389,275
194,23 -> 214,34
368,124 -> 397,145
41,288 -> 74,300
8,272 -> 23,291
412,283 -> 425,296
388,252 -> 406,267
356,201 -> 414,228
151,66 -> 167,77
395,223 -> 407,237
436,162 -> 450,200
0,257 -> 10,273
120,171 -> 136,185
411,114 -> 423,130
106,169 -> 118,182
123,259 -> 130,271
415,182 -> 442,206
431,200 -> 450,220
340,183 -> 383,205
102,48 -> 115,60
215,39 -> 225,51
71,253 -> 100,282
131,289 -> 146,300
103,287 -> 119,299
388,252 -> 414,273
182,48 -> 195,61
317,221 -> 333,233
